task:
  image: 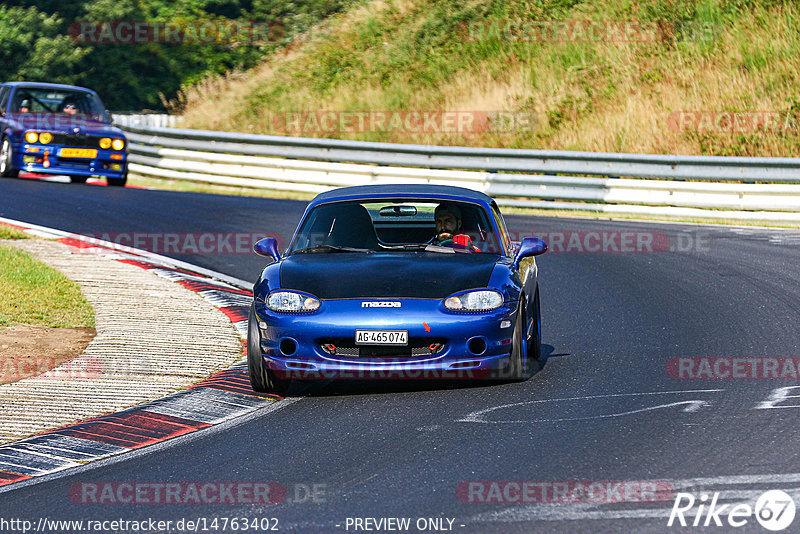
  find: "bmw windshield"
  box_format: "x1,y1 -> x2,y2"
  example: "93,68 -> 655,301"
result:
10,87 -> 107,122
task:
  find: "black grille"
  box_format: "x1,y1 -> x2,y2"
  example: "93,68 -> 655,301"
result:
50,134 -> 100,148
54,160 -> 91,169
320,337 -> 445,358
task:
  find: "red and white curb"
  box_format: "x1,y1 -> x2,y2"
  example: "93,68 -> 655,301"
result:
0,218 -> 280,488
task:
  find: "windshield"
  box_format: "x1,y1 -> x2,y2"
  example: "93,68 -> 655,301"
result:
9,87 -> 107,121
289,199 -> 503,254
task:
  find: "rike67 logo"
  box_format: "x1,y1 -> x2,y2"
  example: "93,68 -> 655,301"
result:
668,490 -> 796,531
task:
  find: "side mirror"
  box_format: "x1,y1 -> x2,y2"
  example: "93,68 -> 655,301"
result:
513,237 -> 547,269
253,237 -> 280,262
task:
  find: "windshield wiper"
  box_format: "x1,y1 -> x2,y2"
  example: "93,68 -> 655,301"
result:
293,245 -> 374,254
385,243 -> 429,250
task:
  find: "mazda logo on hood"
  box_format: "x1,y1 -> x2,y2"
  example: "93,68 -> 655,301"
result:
361,301 -> 401,308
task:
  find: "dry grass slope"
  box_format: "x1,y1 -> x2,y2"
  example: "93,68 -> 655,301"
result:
177,0 -> 800,157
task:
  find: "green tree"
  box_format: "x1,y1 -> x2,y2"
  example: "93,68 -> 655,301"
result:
0,5 -> 86,84
0,0 -> 357,110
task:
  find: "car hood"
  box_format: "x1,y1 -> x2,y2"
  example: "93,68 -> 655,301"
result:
8,113 -> 123,136
279,252 -> 499,299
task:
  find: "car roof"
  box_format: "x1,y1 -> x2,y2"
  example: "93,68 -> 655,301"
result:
308,184 -> 495,209
2,81 -> 99,95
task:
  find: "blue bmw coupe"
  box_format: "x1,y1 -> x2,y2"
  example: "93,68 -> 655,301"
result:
248,184 -> 547,393
0,82 -> 128,186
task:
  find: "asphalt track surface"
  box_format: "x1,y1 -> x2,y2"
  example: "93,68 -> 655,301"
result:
2,177 -> 800,533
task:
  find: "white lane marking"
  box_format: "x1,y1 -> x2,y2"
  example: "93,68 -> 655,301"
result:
755,386 -> 800,409
515,401 -> 709,423
468,401 -> 711,424
669,473 -> 800,487
458,389 -> 723,423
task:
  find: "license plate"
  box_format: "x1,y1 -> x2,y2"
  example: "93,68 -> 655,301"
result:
60,148 -> 97,159
355,330 -> 408,345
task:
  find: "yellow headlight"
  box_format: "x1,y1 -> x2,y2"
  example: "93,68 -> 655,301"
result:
25,132 -> 38,143
99,137 -> 112,149
111,139 -> 125,151
39,132 -> 53,144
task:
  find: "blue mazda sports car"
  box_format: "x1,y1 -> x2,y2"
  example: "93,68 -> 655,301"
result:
248,184 -> 547,393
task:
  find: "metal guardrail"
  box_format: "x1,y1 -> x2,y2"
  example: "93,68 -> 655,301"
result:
113,113 -> 178,129
114,119 -> 800,222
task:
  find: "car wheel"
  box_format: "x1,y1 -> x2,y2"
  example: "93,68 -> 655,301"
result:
497,295 -> 532,382
0,136 -> 19,178
527,287 -> 542,362
247,303 -> 290,394
69,175 -> 88,184
107,168 -> 127,187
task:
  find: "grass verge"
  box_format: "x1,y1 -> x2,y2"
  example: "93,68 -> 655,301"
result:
0,244 -> 95,328
0,225 -> 29,240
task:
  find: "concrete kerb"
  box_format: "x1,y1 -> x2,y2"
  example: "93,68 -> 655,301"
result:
0,218 -> 280,489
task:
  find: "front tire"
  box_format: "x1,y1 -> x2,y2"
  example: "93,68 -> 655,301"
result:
247,303 -> 290,394
107,167 -> 127,187
528,287 -> 542,362
0,136 -> 19,178
499,294 -> 533,382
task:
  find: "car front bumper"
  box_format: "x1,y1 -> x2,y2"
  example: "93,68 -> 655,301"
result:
17,143 -> 127,178
253,297 -> 519,380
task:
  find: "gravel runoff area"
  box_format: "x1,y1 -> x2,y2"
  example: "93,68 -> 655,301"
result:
0,238 -> 244,444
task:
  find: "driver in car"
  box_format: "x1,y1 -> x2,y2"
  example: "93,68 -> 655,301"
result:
59,97 -> 79,115
432,203 -> 480,251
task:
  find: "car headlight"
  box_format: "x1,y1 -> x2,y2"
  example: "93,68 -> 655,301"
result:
25,132 -> 38,143
111,139 -> 125,151
99,137 -> 112,149
39,132 -> 53,144
444,290 -> 503,312
267,291 -> 320,313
